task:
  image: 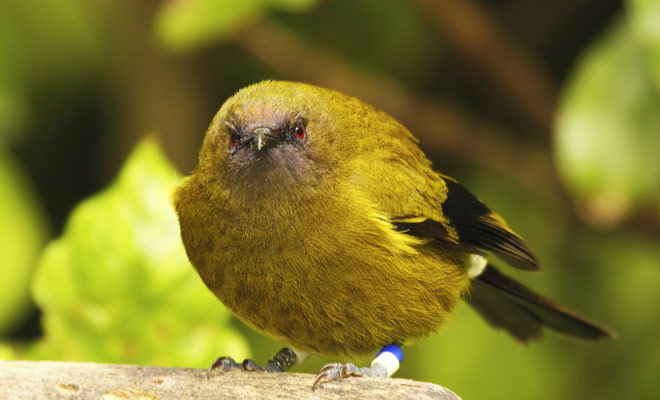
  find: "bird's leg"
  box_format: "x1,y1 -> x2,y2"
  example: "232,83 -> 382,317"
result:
207,347 -> 308,379
312,344 -> 404,390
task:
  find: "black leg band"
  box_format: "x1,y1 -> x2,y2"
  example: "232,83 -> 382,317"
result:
265,347 -> 298,372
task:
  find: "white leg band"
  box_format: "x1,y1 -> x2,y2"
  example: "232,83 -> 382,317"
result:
371,351 -> 400,377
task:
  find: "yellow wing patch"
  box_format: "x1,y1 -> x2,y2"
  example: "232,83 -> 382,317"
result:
372,213 -> 431,255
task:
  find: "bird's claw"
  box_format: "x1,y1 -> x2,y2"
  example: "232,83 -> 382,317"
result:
313,363 -> 340,390
312,363 -> 363,390
206,356 -> 264,379
207,356 -> 241,379
242,358 -> 261,371
207,348 -> 298,379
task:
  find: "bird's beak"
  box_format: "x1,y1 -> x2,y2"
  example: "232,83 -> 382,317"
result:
249,127 -> 278,151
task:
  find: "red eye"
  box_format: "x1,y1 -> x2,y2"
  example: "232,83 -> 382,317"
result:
294,124 -> 306,139
230,133 -> 240,147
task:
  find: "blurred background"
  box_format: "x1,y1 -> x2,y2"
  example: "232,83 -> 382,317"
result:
1,0 -> 659,398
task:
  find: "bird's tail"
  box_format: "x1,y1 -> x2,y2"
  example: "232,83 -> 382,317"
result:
465,265 -> 615,342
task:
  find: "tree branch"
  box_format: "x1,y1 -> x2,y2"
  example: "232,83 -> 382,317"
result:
0,360 -> 461,400
414,0 -> 557,134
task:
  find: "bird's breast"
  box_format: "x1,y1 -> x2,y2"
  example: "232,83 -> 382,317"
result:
177,176 -> 468,357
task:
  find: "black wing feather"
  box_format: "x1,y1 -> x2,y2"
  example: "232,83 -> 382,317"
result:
440,178 -> 539,270
393,178 -> 539,270
467,265 -> 615,341
393,218 -> 485,255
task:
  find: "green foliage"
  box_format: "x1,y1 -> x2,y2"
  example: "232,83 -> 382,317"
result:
0,343 -> 16,360
25,140 -> 249,367
628,0 -> 660,91
555,17 -> 660,221
154,0 -> 320,51
278,0 -> 441,86
0,0 -> 102,143
0,0 -> 100,84
0,83 -> 28,143
0,144 -> 48,336
562,231 -> 660,400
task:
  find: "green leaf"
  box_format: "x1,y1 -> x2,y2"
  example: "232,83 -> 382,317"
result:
154,0 -> 319,51
27,139 -> 250,367
0,343 -> 16,360
0,144 -> 48,336
627,0 -> 660,91
554,17 -> 660,224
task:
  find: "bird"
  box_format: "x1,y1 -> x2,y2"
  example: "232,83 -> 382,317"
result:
173,80 -> 614,390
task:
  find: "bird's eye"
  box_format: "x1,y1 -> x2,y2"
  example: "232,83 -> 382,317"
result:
230,133 -> 241,147
294,123 -> 306,140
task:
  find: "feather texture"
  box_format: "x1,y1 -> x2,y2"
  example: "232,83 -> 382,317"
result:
393,177 -> 539,271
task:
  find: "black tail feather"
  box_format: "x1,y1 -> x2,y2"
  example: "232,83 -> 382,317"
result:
466,265 -> 615,343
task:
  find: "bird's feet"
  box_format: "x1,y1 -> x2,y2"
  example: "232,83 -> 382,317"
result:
312,344 -> 404,390
312,362 -> 388,390
205,357 -> 275,379
206,347 -> 300,379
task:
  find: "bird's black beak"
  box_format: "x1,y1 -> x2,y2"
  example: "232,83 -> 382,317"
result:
249,127 -> 278,151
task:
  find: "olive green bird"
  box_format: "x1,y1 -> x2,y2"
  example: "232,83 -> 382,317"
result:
173,80 -> 613,389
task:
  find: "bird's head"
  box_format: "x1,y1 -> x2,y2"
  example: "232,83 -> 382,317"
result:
194,80 -> 390,200
192,80 -> 417,203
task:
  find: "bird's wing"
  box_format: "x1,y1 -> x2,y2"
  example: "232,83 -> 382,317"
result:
391,176 -> 539,271
466,265 -> 615,341
344,120 -> 537,271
